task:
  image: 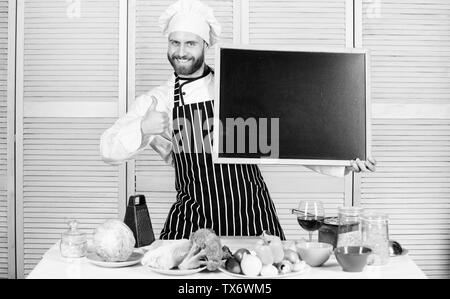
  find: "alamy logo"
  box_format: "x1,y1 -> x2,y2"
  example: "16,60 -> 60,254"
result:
172,110 -> 280,158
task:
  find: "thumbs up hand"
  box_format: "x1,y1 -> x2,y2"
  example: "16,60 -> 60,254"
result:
140,96 -> 170,136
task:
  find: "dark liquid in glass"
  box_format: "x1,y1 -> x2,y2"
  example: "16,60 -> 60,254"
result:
297,216 -> 325,231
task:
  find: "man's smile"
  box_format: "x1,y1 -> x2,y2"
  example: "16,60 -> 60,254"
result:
175,58 -> 192,64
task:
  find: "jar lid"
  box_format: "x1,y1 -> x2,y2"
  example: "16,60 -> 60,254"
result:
323,217 -> 339,226
61,220 -> 86,243
361,212 -> 389,222
338,206 -> 364,216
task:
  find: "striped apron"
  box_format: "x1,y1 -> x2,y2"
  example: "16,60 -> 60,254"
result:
159,70 -> 285,240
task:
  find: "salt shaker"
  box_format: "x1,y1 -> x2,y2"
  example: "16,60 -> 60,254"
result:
60,220 -> 87,258
361,212 -> 390,266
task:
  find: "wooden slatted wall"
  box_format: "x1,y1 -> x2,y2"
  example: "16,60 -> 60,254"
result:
359,0 -> 450,279
16,0 -> 125,278
248,0 -> 348,47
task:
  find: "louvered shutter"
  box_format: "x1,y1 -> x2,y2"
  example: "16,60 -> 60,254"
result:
248,0 -> 349,47
248,0 -> 353,240
132,0 -> 235,237
359,0 -> 450,279
0,0 -> 13,279
16,0 -> 126,278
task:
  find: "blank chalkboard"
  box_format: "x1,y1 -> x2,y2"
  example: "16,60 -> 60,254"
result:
213,46 -> 369,165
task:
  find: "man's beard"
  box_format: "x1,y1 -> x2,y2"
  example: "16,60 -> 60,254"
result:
167,51 -> 205,76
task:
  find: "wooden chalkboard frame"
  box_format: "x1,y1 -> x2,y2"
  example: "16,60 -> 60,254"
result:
212,44 -> 371,166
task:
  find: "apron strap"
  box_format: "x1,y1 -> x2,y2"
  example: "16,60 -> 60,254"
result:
173,73 -> 184,108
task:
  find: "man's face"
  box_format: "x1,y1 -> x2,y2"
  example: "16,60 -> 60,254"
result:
167,31 -> 207,76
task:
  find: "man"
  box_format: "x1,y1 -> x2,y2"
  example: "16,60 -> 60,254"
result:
100,0 -> 376,240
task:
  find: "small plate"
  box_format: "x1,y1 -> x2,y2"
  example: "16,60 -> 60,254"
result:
145,266 -> 207,276
86,251 -> 144,268
218,263 -> 310,279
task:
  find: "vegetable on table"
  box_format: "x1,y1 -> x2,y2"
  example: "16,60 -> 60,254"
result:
141,239 -> 192,270
277,260 -> 293,274
240,253 -> 263,276
255,239 -> 274,265
222,245 -> 233,260
261,231 -> 284,263
93,219 -> 135,262
225,257 -> 241,274
233,248 -> 251,263
283,249 -> 300,264
178,228 -> 224,271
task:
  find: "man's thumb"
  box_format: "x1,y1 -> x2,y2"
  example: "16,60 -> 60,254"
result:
148,96 -> 157,111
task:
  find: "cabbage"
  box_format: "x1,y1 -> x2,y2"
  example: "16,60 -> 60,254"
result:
93,219 -> 136,262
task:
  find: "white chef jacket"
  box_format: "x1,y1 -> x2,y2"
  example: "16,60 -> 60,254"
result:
99,71 -> 349,177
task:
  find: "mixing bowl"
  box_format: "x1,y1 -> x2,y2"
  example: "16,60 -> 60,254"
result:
295,242 -> 333,267
334,246 -> 372,272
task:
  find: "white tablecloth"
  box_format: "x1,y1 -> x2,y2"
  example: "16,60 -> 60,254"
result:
27,237 -> 427,279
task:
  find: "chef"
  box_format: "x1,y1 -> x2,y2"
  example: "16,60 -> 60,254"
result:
100,0 -> 376,240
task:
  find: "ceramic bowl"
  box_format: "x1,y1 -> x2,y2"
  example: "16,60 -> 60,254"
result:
295,241 -> 333,267
334,246 -> 372,272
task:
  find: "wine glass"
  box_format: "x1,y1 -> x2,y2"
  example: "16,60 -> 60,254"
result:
292,200 -> 325,242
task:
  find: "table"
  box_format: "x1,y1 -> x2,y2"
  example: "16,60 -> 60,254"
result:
27,238 -> 427,279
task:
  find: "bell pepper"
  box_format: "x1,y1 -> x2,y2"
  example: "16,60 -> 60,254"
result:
255,239 -> 274,265
261,231 -> 284,263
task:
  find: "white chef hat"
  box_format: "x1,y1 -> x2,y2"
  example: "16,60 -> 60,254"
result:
159,0 -> 222,46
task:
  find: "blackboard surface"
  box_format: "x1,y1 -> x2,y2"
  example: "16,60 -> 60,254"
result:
217,47 -> 367,163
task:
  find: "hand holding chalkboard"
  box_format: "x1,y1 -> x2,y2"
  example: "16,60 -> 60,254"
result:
349,157 -> 377,173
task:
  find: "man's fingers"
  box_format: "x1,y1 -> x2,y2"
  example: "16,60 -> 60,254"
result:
356,158 -> 368,172
365,160 -> 376,172
351,160 -> 360,172
352,157 -> 376,173
368,157 -> 377,166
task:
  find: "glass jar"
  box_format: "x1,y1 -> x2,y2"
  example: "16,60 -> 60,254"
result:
361,212 -> 390,266
60,220 -> 87,258
336,206 -> 364,248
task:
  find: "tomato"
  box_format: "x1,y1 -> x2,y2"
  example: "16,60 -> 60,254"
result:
233,248 -> 250,263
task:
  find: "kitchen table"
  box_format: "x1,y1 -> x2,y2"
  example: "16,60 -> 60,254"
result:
27,237 -> 427,279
